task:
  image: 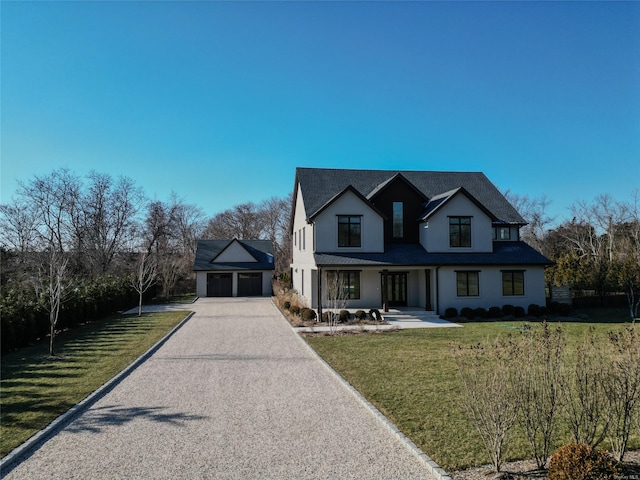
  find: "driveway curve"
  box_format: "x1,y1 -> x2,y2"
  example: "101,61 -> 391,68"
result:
3,298 -> 437,479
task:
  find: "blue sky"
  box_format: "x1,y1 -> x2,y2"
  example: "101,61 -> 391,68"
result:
2,1 -> 639,224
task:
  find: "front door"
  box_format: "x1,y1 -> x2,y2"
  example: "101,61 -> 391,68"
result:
384,273 -> 407,307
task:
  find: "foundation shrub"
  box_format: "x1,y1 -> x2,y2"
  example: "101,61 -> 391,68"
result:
547,444 -> 618,480
369,309 -> 382,321
502,304 -> 515,316
444,307 -> 458,318
487,306 -> 502,319
338,310 -> 350,323
527,303 -> 542,317
354,310 -> 367,321
283,301 -> 291,310
474,307 -> 487,319
514,306 -> 526,317
300,308 -> 316,322
461,307 -> 475,320
289,305 -> 301,316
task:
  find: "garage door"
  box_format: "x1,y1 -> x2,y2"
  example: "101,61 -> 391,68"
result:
207,273 -> 232,297
237,273 -> 263,297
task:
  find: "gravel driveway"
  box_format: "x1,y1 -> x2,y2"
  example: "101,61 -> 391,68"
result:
3,298 -> 439,479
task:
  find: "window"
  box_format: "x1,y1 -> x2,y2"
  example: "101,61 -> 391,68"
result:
456,271 -> 479,296
338,216 -> 361,247
326,270 -> 361,300
392,202 -> 403,238
493,226 -> 511,240
502,271 -> 524,296
450,217 -> 471,247
302,227 -> 306,250
294,231 -> 297,247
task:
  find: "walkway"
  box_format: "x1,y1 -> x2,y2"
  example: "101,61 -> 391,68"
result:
3,298 -> 441,479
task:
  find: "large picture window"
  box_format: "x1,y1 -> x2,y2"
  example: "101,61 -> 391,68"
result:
326,270 -> 361,300
338,216 -> 361,247
456,271 -> 479,297
502,271 -> 524,296
450,217 -> 472,247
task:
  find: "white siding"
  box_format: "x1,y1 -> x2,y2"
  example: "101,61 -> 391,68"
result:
420,194 -> 493,253
213,241 -> 258,263
437,265 -> 547,313
313,190 -> 384,253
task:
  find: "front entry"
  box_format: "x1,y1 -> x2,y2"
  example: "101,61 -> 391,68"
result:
384,272 -> 407,307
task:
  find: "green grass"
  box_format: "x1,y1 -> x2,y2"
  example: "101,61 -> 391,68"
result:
306,307 -> 639,471
0,310 -> 188,457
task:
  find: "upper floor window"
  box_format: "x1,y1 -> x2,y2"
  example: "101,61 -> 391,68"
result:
392,202 -> 403,238
493,226 -> 511,240
502,270 -> 524,296
338,216 -> 361,247
449,216 -> 471,247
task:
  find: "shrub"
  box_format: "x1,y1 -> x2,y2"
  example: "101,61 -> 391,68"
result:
502,304 -> 515,316
557,303 -> 572,316
321,311 -> 330,323
300,308 -> 316,322
547,444 -> 618,480
339,310 -> 350,323
369,308 -> 382,321
528,303 -> 542,317
354,310 -> 367,321
444,307 -> 458,318
461,307 -> 475,320
487,306 -> 502,319
474,307 -> 487,319
283,301 -> 291,310
514,306 -> 526,317
289,305 -> 301,316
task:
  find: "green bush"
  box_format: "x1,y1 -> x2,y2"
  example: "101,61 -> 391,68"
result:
557,303 -> 572,316
461,307 -> 475,320
502,304 -> 515,316
283,301 -> 291,310
300,308 -> 317,322
473,307 -> 487,319
547,444 -> 618,480
339,310 -> 350,323
289,305 -> 301,316
514,306 -> 526,317
444,307 -> 458,318
487,306 -> 502,319
354,310 -> 367,320
527,303 -> 542,317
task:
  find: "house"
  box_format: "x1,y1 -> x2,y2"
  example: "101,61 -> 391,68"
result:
290,167 -> 552,316
194,239 -> 275,297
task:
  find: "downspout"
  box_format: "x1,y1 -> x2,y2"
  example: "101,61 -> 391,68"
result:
317,266 -> 323,321
435,266 -> 441,316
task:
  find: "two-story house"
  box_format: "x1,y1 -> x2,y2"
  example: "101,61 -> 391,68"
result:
290,167 -> 551,316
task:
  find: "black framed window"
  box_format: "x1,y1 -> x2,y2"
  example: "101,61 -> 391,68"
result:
392,202 -> 403,238
493,226 -> 511,240
338,216 -> 362,247
456,271 -> 479,296
327,270 -> 361,300
502,271 -> 524,296
450,217 -> 471,247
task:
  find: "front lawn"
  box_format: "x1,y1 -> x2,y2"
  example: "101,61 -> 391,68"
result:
306,307 -> 639,471
0,310 -> 188,457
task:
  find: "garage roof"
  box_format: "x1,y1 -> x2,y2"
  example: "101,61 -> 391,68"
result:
193,239 -> 275,271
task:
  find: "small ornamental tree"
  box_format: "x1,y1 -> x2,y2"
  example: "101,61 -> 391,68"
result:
131,252 -> 156,317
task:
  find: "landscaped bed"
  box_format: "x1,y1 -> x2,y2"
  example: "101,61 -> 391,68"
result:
0,310 -> 188,457
305,307 -> 640,477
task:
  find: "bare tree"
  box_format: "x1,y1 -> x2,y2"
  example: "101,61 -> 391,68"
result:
203,202 -> 265,240
325,270 -> 350,334
453,339 -> 520,473
503,190 -> 555,255
33,248 -> 73,357
131,252 -> 156,316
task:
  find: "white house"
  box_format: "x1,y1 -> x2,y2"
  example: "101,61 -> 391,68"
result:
194,239 -> 274,297
290,167 -> 551,316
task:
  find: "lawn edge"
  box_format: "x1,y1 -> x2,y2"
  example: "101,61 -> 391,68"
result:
0,310 -> 195,473
271,299 -> 453,480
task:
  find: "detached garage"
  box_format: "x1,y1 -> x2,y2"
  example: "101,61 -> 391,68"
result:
194,239 -> 275,298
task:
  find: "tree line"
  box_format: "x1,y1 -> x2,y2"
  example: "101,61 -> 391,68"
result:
507,190 -> 640,318
0,168 -> 291,353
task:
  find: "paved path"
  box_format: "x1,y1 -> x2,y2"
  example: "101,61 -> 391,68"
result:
3,298 -> 439,479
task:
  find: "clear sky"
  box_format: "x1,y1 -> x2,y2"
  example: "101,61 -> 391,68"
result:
2,1 -> 639,224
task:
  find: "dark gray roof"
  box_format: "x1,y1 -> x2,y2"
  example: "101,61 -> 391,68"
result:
193,239 -> 275,272
295,167 -> 526,224
314,242 -> 552,267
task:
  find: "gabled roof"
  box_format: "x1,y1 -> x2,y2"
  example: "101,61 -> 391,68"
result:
314,242 -> 552,267
308,185 -> 387,221
193,239 -> 275,271
294,167 -> 526,225
418,187 -> 497,222
366,172 -> 429,203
